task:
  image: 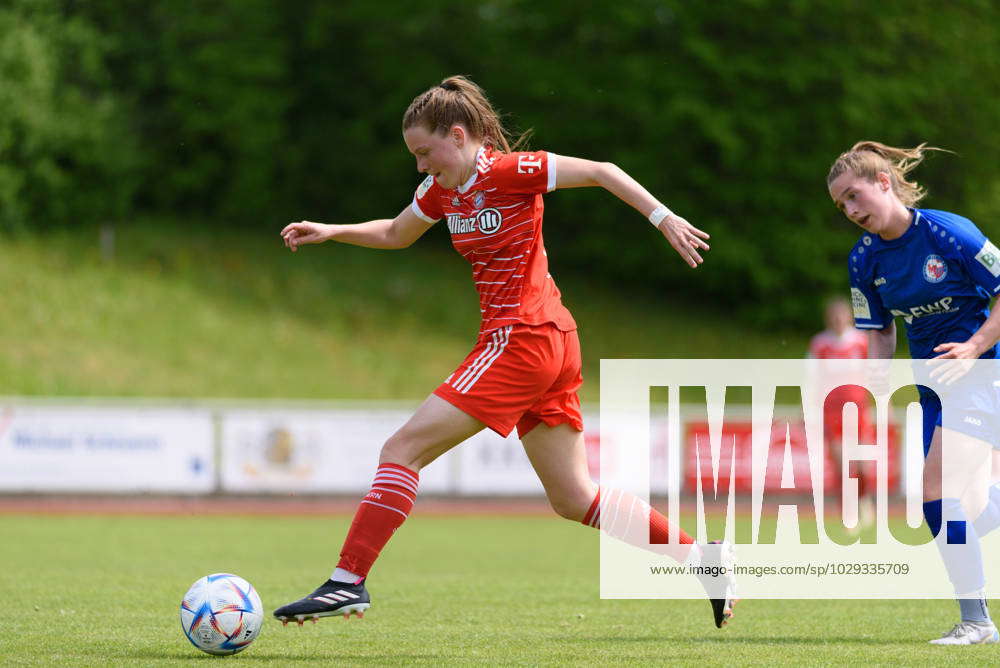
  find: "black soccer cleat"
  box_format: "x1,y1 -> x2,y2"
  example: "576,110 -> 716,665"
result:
273,579 -> 371,626
708,593 -> 734,629
694,541 -> 738,628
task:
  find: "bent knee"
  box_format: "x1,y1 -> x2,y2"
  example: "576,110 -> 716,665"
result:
548,489 -> 595,522
379,431 -> 422,470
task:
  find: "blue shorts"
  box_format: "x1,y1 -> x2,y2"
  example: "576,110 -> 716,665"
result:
920,383 -> 1000,456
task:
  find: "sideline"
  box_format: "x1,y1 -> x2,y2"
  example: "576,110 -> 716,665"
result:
0,494 -> 557,516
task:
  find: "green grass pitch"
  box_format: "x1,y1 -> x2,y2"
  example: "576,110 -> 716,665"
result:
0,513 -> 991,665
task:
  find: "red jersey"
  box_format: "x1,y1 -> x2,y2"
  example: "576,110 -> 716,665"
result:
808,329 -> 868,361
410,147 -> 576,336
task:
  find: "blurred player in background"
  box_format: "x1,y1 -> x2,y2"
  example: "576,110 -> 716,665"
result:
808,296 -> 875,533
829,140 -> 1000,645
273,75 -> 737,629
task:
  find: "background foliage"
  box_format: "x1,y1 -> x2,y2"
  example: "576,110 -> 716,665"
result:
3,0 -> 999,326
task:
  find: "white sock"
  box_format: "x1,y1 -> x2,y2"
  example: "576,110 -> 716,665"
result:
330,567 -> 362,584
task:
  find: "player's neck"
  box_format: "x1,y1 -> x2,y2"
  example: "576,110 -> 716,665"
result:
879,204 -> 913,241
458,144 -> 485,186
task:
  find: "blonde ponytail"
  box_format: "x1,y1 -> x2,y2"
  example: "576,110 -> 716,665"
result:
827,141 -> 947,206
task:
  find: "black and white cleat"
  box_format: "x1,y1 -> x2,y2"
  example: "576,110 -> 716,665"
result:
273,579 -> 371,625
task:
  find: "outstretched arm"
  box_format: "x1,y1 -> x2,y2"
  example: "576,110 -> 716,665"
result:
280,206 -> 434,251
554,155 -> 710,267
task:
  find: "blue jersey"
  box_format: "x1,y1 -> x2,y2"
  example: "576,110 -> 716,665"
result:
848,208 -> 1000,360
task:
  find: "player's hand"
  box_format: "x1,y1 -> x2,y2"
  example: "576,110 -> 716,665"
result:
927,341 -> 980,385
656,213 -> 710,268
280,221 -> 331,252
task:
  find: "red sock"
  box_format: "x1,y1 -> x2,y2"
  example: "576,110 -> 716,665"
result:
582,487 -> 695,563
337,463 -> 418,577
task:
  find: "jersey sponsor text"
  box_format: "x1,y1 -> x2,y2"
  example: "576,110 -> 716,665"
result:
889,296 -> 958,323
851,288 -> 871,320
446,207 -> 504,236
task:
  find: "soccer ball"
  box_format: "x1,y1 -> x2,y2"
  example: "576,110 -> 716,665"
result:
179,573 -> 263,655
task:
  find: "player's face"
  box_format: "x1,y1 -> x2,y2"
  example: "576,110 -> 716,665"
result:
828,171 -> 896,236
403,124 -> 476,190
825,301 -> 853,333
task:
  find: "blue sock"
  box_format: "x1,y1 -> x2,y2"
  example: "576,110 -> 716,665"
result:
924,499 -> 943,536
973,483 -> 1000,537
924,498 -> 988,618
958,597 -> 990,624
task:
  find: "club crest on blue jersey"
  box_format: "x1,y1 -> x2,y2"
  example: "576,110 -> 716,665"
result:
923,255 -> 947,283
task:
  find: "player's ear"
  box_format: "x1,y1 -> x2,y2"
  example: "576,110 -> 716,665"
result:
450,124 -> 467,147
876,171 -> 892,192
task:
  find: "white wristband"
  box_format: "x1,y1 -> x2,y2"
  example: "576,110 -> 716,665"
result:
648,204 -> 672,227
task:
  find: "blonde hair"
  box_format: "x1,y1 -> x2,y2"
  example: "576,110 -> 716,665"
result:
827,141 -> 946,207
402,75 -> 529,152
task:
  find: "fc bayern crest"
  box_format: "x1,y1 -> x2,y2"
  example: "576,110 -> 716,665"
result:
923,254 -> 947,283
472,191 -> 486,209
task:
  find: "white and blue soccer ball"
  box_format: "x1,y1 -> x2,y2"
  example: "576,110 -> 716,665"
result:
180,573 -> 263,655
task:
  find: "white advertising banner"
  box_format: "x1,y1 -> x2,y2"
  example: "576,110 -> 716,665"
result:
452,429 -> 545,495
219,409 -> 608,495
220,409 -> 454,494
0,404 -> 214,492
0,401 -> 669,496
452,416 -> 605,495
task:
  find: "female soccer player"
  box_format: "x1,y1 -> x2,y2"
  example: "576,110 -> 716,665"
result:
272,76 -> 737,628
829,141 -> 1000,645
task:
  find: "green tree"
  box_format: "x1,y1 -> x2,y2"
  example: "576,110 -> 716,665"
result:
14,0 -> 1000,327
81,0 -> 292,221
0,0 -> 135,231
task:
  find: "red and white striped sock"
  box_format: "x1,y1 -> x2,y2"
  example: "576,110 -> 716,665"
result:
582,486 -> 696,563
336,463 -> 419,577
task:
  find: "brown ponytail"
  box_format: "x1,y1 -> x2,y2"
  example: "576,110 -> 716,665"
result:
402,75 -> 529,152
827,141 -> 947,207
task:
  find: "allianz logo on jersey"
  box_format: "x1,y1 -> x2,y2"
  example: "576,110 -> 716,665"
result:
889,296 -> 959,323
447,207 -> 503,235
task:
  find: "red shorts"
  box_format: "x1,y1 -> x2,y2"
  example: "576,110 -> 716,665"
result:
434,323 -> 584,438
823,388 -> 874,443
